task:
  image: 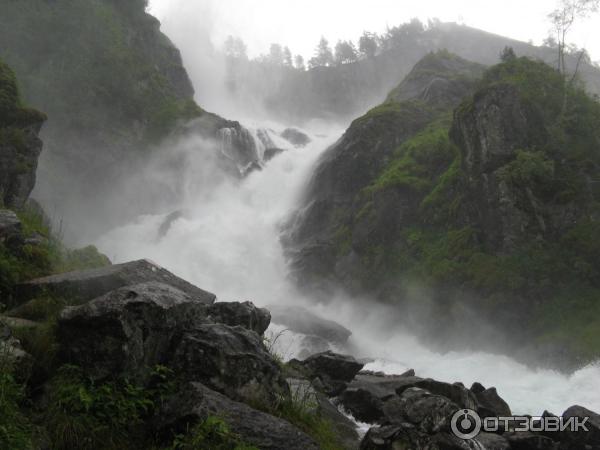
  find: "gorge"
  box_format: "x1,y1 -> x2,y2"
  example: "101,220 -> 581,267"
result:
1,0 -> 600,449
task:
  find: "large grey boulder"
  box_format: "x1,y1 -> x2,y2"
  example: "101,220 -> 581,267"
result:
58,282 -> 285,406
158,382 -> 319,450
339,373 -> 424,423
289,351 -> 364,396
171,323 -> 289,405
57,282 -> 210,380
17,259 -> 216,307
560,405 -> 600,448
471,382 -> 512,417
206,301 -> 271,336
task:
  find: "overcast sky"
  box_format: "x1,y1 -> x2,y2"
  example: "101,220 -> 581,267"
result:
148,0 -> 600,62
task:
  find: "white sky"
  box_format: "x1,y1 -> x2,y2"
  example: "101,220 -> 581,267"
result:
148,0 -> 600,62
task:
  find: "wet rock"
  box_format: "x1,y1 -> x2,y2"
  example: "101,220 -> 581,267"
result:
289,351 -> 364,396
474,432 -> 511,449
157,210 -> 184,238
398,379 -> 478,410
171,322 -> 289,405
158,382 -> 319,450
281,128 -> 310,147
16,259 -> 216,307
395,387 -> 458,434
559,405 -> 600,448
206,301 -> 271,336
339,373 -> 424,423
263,147 -> 285,161
504,431 -> 558,449
470,382 -> 512,417
57,282 -> 211,380
267,304 -> 352,345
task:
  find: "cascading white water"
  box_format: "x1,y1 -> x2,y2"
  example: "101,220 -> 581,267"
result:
95,120 -> 600,419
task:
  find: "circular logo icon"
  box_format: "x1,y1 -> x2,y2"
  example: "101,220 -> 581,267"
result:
451,408 -> 482,440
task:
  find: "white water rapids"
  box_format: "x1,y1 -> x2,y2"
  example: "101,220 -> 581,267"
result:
95,121 -> 600,419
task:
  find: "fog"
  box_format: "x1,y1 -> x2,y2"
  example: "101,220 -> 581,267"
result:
87,0 -> 600,420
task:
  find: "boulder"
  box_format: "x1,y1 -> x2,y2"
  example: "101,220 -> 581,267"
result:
339,373 -> 424,423
360,424 -> 429,449
393,387 -> 458,434
171,323 -> 289,405
16,259 -> 216,307
289,351 -> 364,396
287,377 -> 360,448
206,301 -> 270,336
560,405 -> 600,448
267,304 -> 352,345
281,128 -> 310,147
504,431 -> 558,449
263,147 -> 285,161
158,382 -> 319,450
471,382 -> 512,417
397,379 -> 478,410
57,282 -> 210,380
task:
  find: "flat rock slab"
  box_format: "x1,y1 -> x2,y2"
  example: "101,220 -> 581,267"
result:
159,382 -> 320,450
16,259 -> 216,306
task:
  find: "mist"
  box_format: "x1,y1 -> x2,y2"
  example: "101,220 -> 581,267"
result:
84,0 -> 600,420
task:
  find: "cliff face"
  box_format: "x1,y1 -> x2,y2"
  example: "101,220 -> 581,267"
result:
0,0 -> 259,240
286,54 -> 600,366
285,52 -> 485,293
0,60 -> 46,209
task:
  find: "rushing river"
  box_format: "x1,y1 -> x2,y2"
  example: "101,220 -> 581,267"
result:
95,119 -> 600,418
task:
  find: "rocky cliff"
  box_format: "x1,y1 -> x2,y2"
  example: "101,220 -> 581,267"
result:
0,60 -> 46,209
0,0 -> 259,240
286,52 -> 600,367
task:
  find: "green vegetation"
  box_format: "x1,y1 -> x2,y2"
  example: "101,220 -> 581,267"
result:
0,368 -> 33,450
332,56 -> 600,361
0,204 -> 110,303
169,416 -> 259,450
0,0 -> 201,146
44,364 -> 174,450
273,394 -> 344,450
365,118 -> 456,194
0,59 -> 46,128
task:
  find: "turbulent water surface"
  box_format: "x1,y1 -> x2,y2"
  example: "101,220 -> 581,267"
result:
96,119 -> 600,418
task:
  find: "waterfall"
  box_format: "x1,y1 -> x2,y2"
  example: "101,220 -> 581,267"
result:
95,119 -> 600,418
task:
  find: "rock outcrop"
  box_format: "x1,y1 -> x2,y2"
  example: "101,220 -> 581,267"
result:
0,59 -> 46,209
285,53 -> 600,367
158,382 -> 319,450
16,259 -> 215,308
